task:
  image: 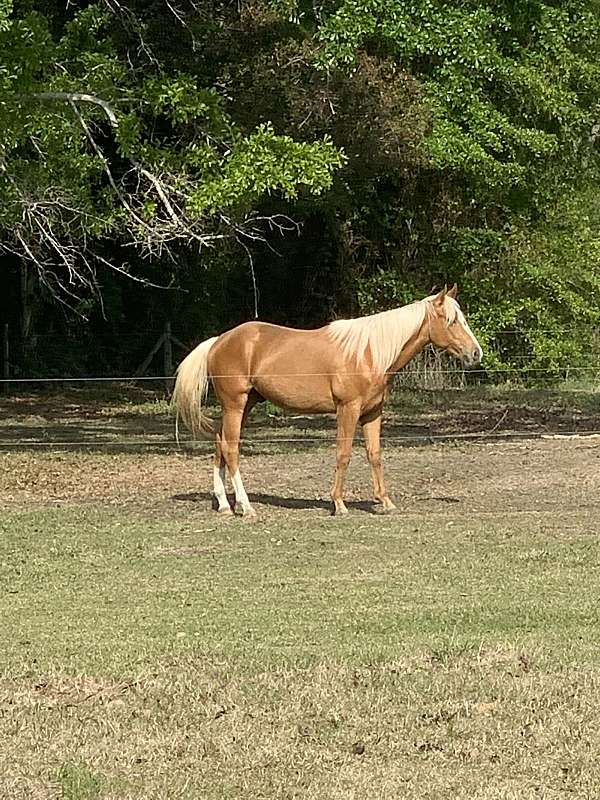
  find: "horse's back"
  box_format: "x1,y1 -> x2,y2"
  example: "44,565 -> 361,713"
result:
207,318 -> 384,413
210,320 -> 332,370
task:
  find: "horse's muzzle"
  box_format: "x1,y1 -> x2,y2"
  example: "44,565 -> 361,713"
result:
461,349 -> 482,369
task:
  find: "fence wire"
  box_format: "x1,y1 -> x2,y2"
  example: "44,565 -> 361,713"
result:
2,347 -> 599,447
1,364 -> 600,383
1,430 -> 599,450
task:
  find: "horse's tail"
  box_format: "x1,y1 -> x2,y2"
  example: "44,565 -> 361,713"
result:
172,336 -> 220,439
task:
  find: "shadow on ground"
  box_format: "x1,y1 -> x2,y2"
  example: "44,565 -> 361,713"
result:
171,490 -> 384,513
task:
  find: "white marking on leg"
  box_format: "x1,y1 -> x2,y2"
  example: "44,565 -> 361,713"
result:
232,470 -> 255,515
213,466 -> 230,512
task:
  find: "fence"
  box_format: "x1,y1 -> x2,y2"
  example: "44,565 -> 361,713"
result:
1,321 -> 186,395
1,320 -> 600,449
1,372 -> 599,451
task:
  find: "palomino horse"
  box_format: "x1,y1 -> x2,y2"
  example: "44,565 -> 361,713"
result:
172,286 -> 482,518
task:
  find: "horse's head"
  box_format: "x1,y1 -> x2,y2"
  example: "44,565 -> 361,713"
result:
426,285 -> 482,368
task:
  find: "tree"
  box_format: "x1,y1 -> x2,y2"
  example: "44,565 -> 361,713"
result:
0,0 -> 344,311
2,0 -> 600,378
244,0 -> 600,371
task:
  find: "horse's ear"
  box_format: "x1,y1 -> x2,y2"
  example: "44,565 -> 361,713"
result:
447,283 -> 458,299
433,285 -> 447,307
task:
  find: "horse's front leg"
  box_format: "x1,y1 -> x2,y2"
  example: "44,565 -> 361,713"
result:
361,408 -> 396,513
331,401 -> 361,516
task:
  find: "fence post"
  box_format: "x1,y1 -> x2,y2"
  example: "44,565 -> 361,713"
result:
163,320 -> 174,392
2,323 -> 9,395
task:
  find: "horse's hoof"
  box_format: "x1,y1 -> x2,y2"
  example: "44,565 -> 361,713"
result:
235,503 -> 258,520
373,497 -> 397,514
331,505 -> 349,517
217,506 -> 234,517
377,502 -> 398,515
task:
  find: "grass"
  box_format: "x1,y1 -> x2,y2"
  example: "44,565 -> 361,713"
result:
1,498 -> 600,798
58,763 -> 105,800
1,388 -> 600,798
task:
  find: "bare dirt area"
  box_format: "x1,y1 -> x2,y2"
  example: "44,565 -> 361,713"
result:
1,413 -> 598,524
0,386 -> 599,520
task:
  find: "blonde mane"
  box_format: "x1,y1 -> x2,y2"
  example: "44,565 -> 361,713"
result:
328,295 -> 458,375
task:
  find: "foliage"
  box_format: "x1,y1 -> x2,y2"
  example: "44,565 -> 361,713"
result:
1,0 -> 600,381
0,1 -> 343,306
277,0 -> 600,376
314,0 -> 600,196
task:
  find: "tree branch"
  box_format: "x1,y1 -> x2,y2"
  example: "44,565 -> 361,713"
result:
29,92 -> 119,126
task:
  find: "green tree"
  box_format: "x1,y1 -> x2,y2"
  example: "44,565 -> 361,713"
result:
0,0 -> 344,309
247,0 -> 600,373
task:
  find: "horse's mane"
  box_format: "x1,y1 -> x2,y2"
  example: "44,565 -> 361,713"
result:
328,295 -> 458,375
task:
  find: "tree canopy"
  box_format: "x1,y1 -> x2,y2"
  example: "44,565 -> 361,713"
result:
1,0 -> 600,377
0,0 -> 343,301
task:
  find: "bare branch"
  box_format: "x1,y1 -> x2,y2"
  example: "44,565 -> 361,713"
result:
29,92 -> 120,126
237,237 -> 259,319
93,253 -> 174,289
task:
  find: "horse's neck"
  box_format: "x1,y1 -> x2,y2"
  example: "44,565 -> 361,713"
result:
329,301 -> 428,375
361,303 -> 427,375
386,326 -> 429,377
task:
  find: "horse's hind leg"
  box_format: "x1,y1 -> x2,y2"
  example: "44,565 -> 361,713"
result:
361,409 -> 396,513
220,393 -> 258,518
213,435 -> 232,515
331,401 -> 361,516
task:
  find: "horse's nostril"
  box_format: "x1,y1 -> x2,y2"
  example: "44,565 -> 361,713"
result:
473,350 -> 481,363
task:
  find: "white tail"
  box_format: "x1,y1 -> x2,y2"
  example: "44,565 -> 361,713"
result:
171,336 -> 219,439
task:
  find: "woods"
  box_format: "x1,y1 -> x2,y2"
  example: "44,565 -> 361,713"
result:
1,0 -> 600,377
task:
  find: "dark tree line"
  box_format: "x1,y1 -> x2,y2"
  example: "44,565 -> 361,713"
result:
2,0 -> 600,377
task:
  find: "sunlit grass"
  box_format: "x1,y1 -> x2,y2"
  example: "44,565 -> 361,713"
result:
1,498 -> 599,798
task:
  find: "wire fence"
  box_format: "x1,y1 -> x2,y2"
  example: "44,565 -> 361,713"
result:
1,383 -> 599,449
4,323 -> 600,379
1,365 -> 600,384
0,432 -> 599,451
1,325 -> 599,449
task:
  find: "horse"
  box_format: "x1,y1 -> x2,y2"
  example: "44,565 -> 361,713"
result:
172,285 -> 482,518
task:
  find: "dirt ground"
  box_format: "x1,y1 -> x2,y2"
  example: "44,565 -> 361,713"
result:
1,388 -> 598,521
1,384 -> 600,449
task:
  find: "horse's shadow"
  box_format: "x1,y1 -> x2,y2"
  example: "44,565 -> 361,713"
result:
171,491 -> 378,514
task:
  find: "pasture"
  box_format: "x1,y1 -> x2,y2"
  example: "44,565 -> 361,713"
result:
1,387 -> 599,799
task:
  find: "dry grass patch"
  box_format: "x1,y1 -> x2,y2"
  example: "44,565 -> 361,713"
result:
2,651 -> 600,798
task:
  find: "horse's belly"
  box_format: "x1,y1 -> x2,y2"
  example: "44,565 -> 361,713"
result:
252,376 -> 336,414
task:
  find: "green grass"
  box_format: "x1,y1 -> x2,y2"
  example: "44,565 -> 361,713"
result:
1,505 -> 599,670
58,762 -> 105,800
1,499 -> 600,798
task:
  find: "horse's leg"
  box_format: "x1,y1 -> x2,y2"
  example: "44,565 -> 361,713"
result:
212,434 -> 232,515
220,394 -> 258,519
361,409 -> 396,513
331,401 -> 361,516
